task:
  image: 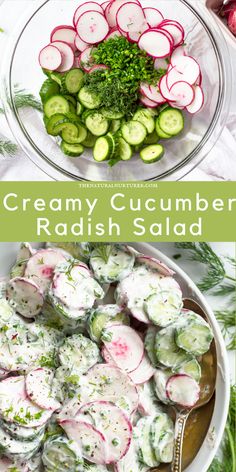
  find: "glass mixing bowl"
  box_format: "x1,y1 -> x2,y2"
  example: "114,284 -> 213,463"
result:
1,0 -> 232,181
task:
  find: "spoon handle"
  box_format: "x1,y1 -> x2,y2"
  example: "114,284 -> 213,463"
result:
171,410 -> 190,472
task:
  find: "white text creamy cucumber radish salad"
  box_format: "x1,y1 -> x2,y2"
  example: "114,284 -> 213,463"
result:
0,243 -> 214,471
38,0 -> 204,165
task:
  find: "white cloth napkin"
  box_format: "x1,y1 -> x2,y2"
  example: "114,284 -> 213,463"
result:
0,0 -> 236,181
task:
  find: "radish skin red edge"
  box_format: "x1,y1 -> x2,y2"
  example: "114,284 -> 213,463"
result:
166,374 -> 200,408
39,44 -> 62,71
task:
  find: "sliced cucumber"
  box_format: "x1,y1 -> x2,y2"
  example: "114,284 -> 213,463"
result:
140,144 -> 164,164
136,417 -> 159,467
76,102 -> 84,116
46,113 -> 69,136
44,95 -> 70,118
158,108 -> 184,136
0,419 -> 45,441
63,95 -> 77,107
49,71 -> 64,86
155,325 -> 192,369
153,369 -> 172,405
93,135 -> 113,162
133,109 -> 155,134
85,112 -> 109,136
101,108 -> 125,119
90,243 -> 135,283
64,68 -> 84,94
42,436 -> 83,471
144,130 -> 159,145
175,320 -> 213,356
40,79 -> 60,104
61,122 -> 87,144
110,119 -> 121,134
175,358 -> 201,382
156,120 -> 171,139
144,326 -> 158,367
58,333 -> 100,374
88,304 -> 129,342
61,141 -> 84,157
121,121 -> 147,145
117,136 -> 133,161
78,86 -> 101,109
151,413 -> 174,463
82,131 -> 97,148
0,425 -> 44,459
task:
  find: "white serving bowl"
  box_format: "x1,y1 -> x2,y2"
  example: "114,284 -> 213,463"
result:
0,242 -> 230,472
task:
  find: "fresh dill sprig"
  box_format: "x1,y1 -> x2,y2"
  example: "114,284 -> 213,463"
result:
0,138 -> 18,157
213,283 -> 235,297
214,310 -> 236,350
12,87 -> 42,111
208,385 -> 236,472
175,243 -> 226,291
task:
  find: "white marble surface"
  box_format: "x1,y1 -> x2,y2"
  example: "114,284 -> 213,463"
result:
0,0 -> 236,181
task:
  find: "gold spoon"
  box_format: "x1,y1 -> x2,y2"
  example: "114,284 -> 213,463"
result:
153,298 -> 217,472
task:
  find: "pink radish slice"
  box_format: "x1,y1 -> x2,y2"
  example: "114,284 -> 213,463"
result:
170,81 -> 194,107
60,420 -> 107,465
50,25 -> 76,51
25,248 -> 66,292
140,82 -> 166,104
140,95 -> 159,108
0,376 -> 52,427
106,0 -> 141,28
102,346 -> 115,364
154,58 -> 168,70
144,7 -> 164,28
154,27 -> 174,49
89,64 -> 109,73
166,374 -> 200,408
196,72 -> 202,86
101,0 -> 110,10
78,46 -> 95,71
116,2 -> 146,33
167,67 -> 184,89
74,34 -> 90,52
173,56 -> 200,85
130,306 -> 150,323
128,22 -> 149,43
78,401 -> 132,463
26,368 -> 61,411
128,355 -> 155,384
51,40 -> 74,72
103,325 -> 144,373
73,1 -> 104,26
6,277 -> 44,318
186,85 -> 204,114
105,26 -> 122,40
171,44 -> 187,66
159,75 -> 176,102
76,11 -> 109,44
135,255 -> 175,276
159,23 -> 184,47
38,44 -> 62,71
138,29 -> 172,58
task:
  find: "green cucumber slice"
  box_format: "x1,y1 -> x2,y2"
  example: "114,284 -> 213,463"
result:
46,114 -> 69,136
64,68 -> 84,94
44,95 -> 70,118
78,86 -> 101,109
175,358 -> 201,382
61,122 -> 87,144
156,120 -> 171,139
82,131 -> 97,148
93,136 -> 113,162
58,333 -> 100,374
136,417 -> 159,467
144,130 -> 159,145
133,109 -> 155,134
88,304 -> 129,342
76,102 -> 84,116
40,79 -> 60,103
117,136 -> 133,161
61,141 -> 84,157
85,112 -> 109,136
175,321 -> 213,356
42,436 -> 83,471
140,144 -> 164,164
101,108 -> 125,119
121,121 -> 147,145
155,325 -> 192,369
110,119 -> 121,134
158,108 -> 184,136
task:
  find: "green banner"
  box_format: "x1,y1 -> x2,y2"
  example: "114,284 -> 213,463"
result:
0,182 -> 235,241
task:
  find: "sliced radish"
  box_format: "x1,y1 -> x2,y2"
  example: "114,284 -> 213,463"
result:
138,29 -> 172,58
73,1 -> 104,26
129,355 -> 155,384
171,44 -> 187,66
166,374 -> 200,408
154,27 -> 174,49
140,95 -> 159,108
140,82 -> 166,104
78,401 -> 132,462
106,0 -> 141,28
38,44 -> 62,71
0,376 -> 52,427
116,2 -> 146,33
26,368 -> 61,411
135,255 -> 175,276
159,23 -> 184,47
167,67 -> 184,89
196,72 -> 202,86
128,23 -> 148,43
105,26 -> 122,40
159,75 -> 176,102
74,34 -> 90,52
115,439 -> 143,472
51,40 -> 74,72
6,277 -> 44,318
144,7 -> 164,28
60,419 -> 106,464
173,56 -> 200,85
25,248 -> 66,292
103,325 -> 144,373
102,345 -> 115,364
101,0 -> 110,10
170,81 -> 194,107
186,85 -> 204,114
76,11 -> 109,44
50,25 -> 76,51
154,58 -> 168,70
79,46 -> 95,71
88,64 -> 109,73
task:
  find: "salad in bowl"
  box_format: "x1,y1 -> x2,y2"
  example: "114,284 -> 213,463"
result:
0,242 -> 227,472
